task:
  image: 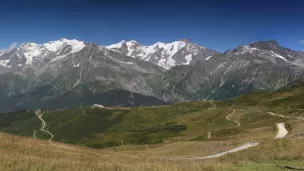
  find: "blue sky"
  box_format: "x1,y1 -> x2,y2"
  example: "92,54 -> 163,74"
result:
0,0 -> 304,52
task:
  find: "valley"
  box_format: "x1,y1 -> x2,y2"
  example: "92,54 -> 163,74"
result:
2,1 -> 304,170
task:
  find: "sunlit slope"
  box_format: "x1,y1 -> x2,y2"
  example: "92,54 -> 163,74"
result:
0,85 -> 303,148
1,132 -> 304,171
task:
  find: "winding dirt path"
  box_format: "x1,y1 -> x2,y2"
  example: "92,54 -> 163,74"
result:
33,130 -> 37,139
267,112 -> 291,118
297,116 -> 304,120
267,111 -> 304,121
208,101 -> 216,110
275,123 -> 288,139
34,110 -> 54,142
169,142 -> 260,161
265,112 -> 289,138
207,132 -> 211,139
226,109 -> 241,127
168,109 -> 292,161
168,122 -> 288,161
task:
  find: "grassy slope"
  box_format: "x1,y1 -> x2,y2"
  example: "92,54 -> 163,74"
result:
0,85 -> 304,148
0,85 -> 304,170
1,132 -> 303,171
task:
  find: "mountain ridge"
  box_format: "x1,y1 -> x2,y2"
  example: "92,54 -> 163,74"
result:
2,39 -> 302,70
105,39 -> 219,69
0,38 -> 303,111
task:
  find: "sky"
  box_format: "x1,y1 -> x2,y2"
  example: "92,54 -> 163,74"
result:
0,0 -> 304,52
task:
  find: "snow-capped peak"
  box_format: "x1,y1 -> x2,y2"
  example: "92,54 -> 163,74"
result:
141,41 -> 186,59
125,40 -> 140,47
106,41 -> 124,49
19,42 -> 39,48
106,40 -> 140,49
13,38 -> 86,65
18,42 -> 47,65
43,38 -> 85,54
105,40 -> 217,69
131,41 -> 187,69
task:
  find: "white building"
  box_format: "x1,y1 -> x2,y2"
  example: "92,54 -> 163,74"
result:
93,104 -> 105,108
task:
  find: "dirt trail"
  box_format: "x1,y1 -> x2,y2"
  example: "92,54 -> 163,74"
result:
33,130 -> 37,139
275,123 -> 288,139
297,116 -> 304,120
168,110 -> 290,161
267,112 -> 291,118
226,109 -> 241,127
169,142 -> 260,161
168,122 -> 288,161
268,111 -> 304,121
34,110 -> 54,142
265,112 -> 289,138
207,132 -> 211,139
208,101 -> 216,110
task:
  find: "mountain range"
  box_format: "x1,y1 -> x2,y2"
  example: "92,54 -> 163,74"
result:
0,38 -> 303,111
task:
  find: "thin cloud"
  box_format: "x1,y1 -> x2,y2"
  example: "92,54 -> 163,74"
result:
9,42 -> 18,49
299,40 -> 304,44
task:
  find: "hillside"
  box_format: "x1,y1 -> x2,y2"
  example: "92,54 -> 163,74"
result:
0,124 -> 303,170
1,84 -> 304,170
1,84 -> 304,147
2,1 -> 304,170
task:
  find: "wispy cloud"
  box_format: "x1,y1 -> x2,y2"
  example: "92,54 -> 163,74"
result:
299,40 -> 304,44
9,42 -> 18,49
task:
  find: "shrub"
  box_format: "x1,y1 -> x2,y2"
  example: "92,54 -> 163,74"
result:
164,124 -> 187,132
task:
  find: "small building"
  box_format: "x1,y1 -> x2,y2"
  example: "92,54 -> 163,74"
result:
93,104 -> 105,108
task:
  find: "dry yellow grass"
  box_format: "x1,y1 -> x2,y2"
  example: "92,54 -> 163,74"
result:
234,126 -> 276,141
228,110 -> 246,124
1,132 -> 304,171
141,141 -> 240,158
0,132 -> 233,171
112,141 -> 241,158
0,133 -> 141,170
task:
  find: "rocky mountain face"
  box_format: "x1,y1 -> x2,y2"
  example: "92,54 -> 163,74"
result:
0,39 -> 303,111
0,39 -> 166,111
151,40 -> 304,101
225,40 -> 304,67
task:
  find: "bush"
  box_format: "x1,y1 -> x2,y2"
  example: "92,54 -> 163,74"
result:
164,124 -> 187,132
